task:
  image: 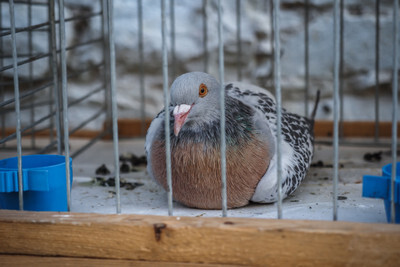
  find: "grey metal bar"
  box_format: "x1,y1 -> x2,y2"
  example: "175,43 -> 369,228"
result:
0,81 -> 53,108
28,0 -> 36,149
333,0 -> 341,221
0,1 -> 5,149
138,0 -> 146,136
236,0 -> 242,81
8,0 -> 24,210
339,0 -> 344,139
217,0 -> 227,217
270,0 -> 274,90
3,0 -> 48,5
70,131 -> 108,159
58,0 -> 72,212
68,85 -> 104,107
375,0 -> 380,141
69,108 -> 105,136
170,0 -> 176,79
101,0 -> 111,131
273,0 -> 283,219
0,52 -> 52,72
0,11 -> 103,38
67,62 -> 104,80
304,0 -> 309,116
162,0 -> 173,216
49,0 -> 61,155
0,21 -> 50,38
46,0 -> 54,147
390,0 -> 398,224
202,0 -> 208,73
106,0 -> 121,214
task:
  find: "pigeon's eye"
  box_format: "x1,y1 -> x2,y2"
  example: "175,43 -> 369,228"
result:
199,83 -> 208,98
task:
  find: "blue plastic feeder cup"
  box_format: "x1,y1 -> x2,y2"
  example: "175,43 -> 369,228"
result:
362,162 -> 400,223
0,154 -> 73,212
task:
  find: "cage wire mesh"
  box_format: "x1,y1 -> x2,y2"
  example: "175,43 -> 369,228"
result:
0,0 -> 399,222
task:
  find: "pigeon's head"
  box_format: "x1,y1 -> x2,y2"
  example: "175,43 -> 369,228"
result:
170,72 -> 221,136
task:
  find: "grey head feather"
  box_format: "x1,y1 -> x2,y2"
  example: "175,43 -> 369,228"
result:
170,72 -> 221,132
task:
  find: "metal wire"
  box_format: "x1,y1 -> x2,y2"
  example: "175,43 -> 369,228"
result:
273,0 -> 283,219
304,0 -> 310,117
8,0 -> 24,211
217,0 -> 227,217
236,0 -> 242,81
162,0 -> 173,216
332,0 -> 341,221
170,0 -> 176,79
138,0 -> 146,136
0,2 -> 4,149
339,0 -> 344,139
375,0 -> 381,141
28,0 -> 35,149
58,0 -> 72,212
106,0 -> 121,214
390,0 -> 398,224
202,0 -> 208,73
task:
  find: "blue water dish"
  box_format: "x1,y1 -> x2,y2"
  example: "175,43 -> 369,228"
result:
363,162 -> 400,223
0,154 -> 73,212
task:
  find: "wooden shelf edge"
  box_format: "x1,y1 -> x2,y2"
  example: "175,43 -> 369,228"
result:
4,120 -> 399,139
0,210 -> 399,266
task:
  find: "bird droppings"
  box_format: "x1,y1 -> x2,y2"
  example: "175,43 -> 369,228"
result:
95,164 -> 110,175
363,151 -> 382,162
120,153 -> 147,166
310,160 -> 344,168
120,162 -> 131,173
93,177 -> 144,191
338,196 -> 348,200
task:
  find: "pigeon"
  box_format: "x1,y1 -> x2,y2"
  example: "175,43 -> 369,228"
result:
145,72 -> 319,209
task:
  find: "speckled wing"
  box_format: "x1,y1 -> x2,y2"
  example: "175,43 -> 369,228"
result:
226,83 -> 314,203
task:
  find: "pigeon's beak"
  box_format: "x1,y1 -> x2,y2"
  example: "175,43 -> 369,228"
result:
173,104 -> 192,136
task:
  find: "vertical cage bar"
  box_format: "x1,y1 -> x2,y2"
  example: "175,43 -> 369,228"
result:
0,2 -> 5,149
49,0 -> 62,155
273,0 -> 283,219
101,0 -> 110,123
170,0 -> 176,79
270,0 -> 275,90
304,0 -> 309,116
106,0 -> 121,214
58,0 -> 72,211
374,0 -> 381,141
9,0 -> 24,210
338,0 -> 344,139
236,0 -> 242,81
138,0 -> 146,136
162,0 -> 173,216
28,0 -> 36,149
332,0 -> 341,221
218,0 -> 227,217
202,0 -> 208,73
390,0 -> 398,224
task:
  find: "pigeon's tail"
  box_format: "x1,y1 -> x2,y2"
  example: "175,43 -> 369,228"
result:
309,90 -> 320,128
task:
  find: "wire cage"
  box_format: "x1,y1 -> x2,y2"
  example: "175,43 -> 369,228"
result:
0,0 -> 400,265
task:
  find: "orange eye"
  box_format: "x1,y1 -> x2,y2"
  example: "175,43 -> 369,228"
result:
199,83 -> 208,97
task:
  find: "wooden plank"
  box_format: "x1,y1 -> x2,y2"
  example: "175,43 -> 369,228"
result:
4,120 -> 400,139
314,121 -> 400,138
0,211 -> 399,266
0,255 -> 231,267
